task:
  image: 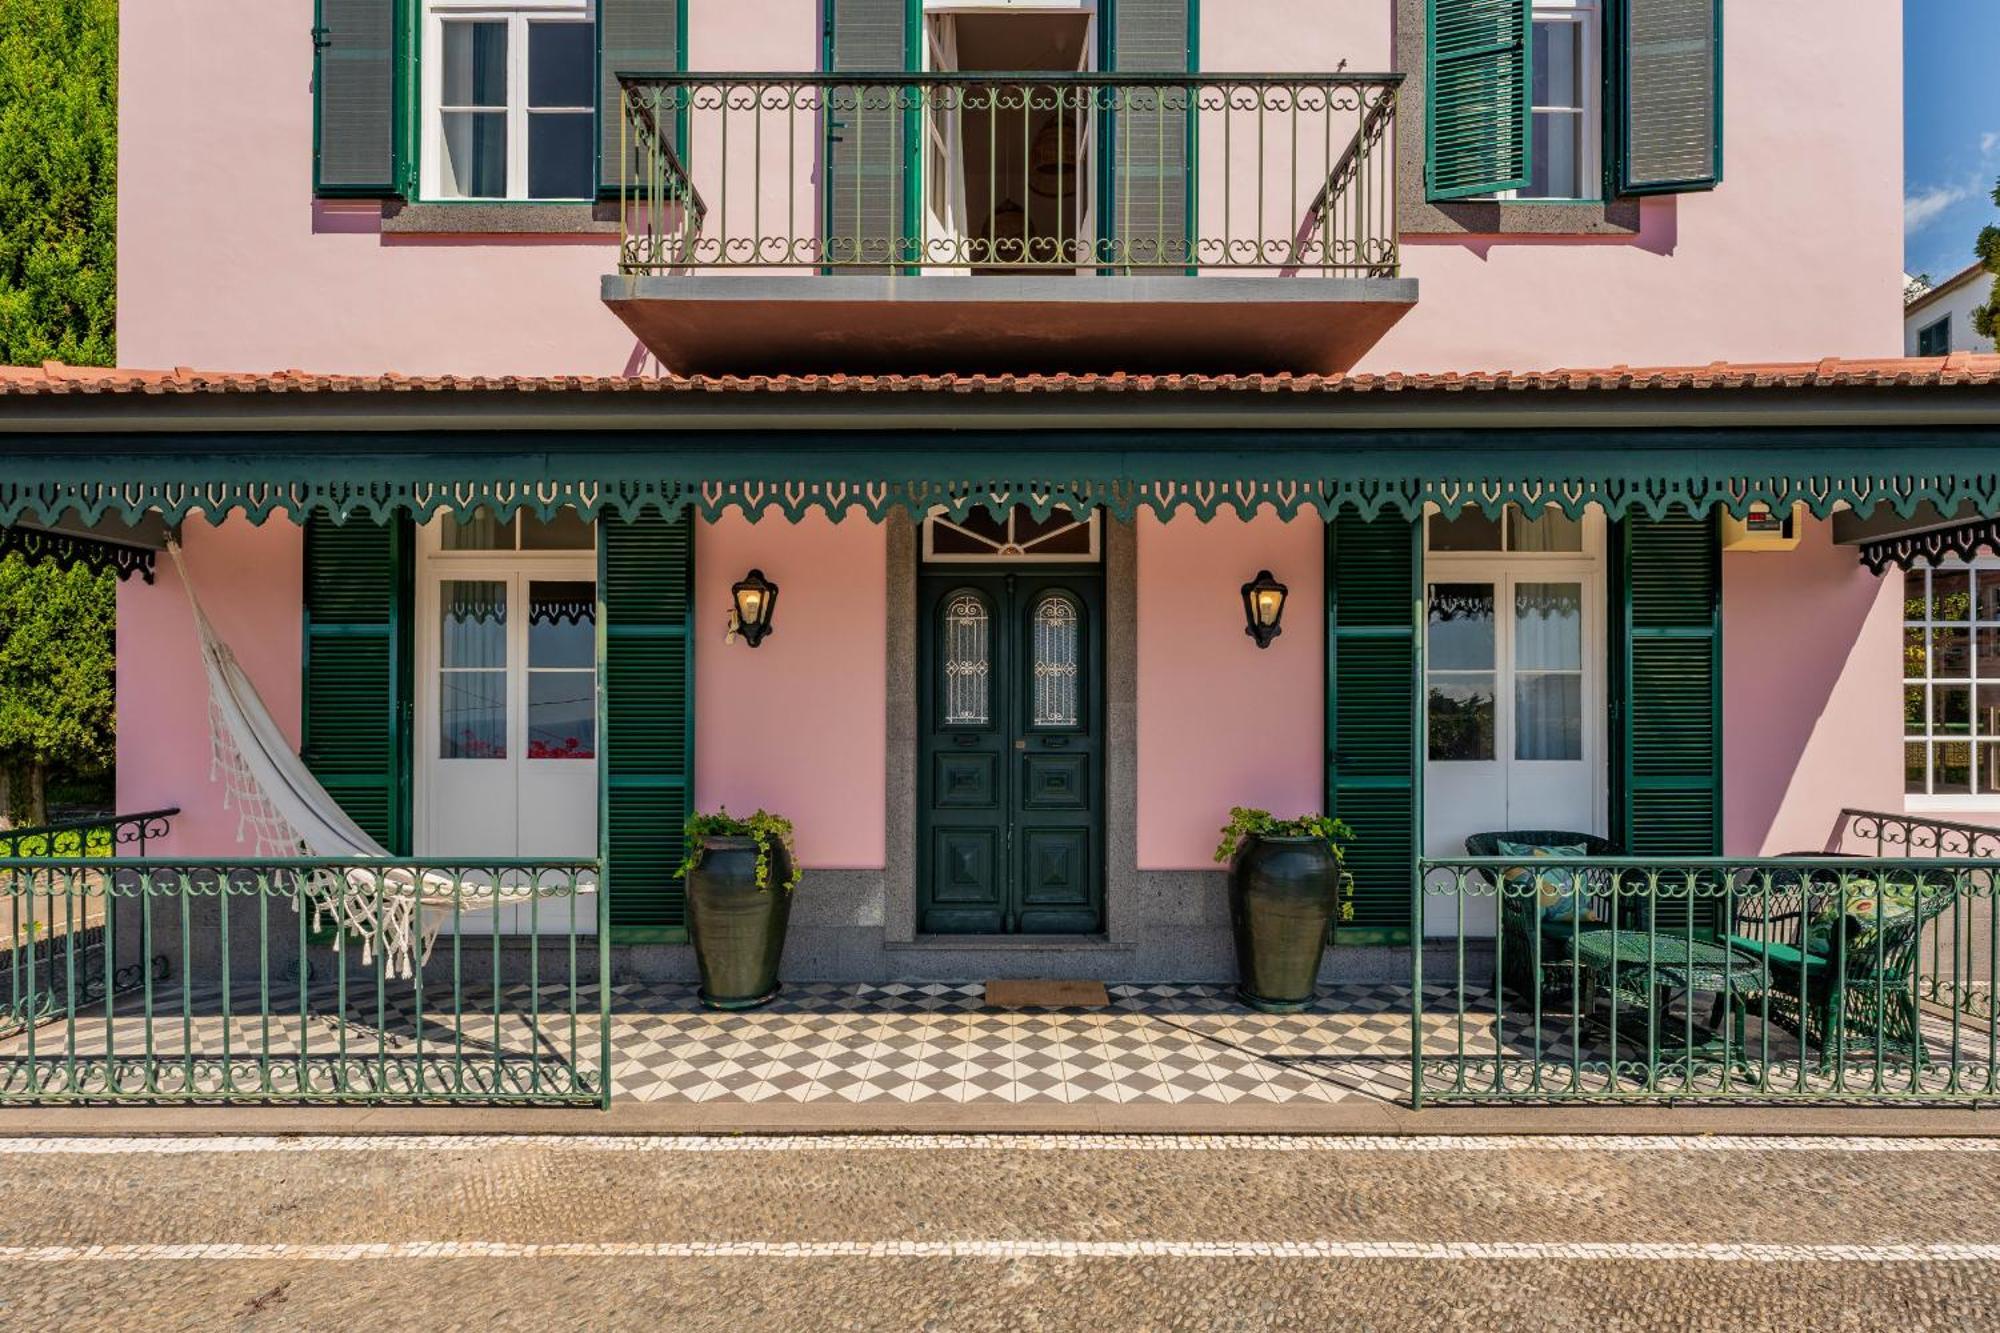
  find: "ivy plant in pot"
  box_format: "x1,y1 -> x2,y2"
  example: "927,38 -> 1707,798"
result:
1214,808 -> 1354,1013
676,809 -> 801,1010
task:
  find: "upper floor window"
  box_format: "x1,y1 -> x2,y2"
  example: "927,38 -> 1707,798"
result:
424,0 -> 595,201
1511,1 -> 1600,201
1918,316 -> 1952,358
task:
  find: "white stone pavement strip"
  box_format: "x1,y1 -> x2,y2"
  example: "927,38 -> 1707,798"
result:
5,1239 -> 2000,1264
2,1133 -> 1999,1155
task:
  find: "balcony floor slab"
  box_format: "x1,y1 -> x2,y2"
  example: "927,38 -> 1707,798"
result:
602,273 -> 1418,377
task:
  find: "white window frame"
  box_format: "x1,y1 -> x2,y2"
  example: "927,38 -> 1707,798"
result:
1492,0 -> 1602,203
422,0 -> 594,203
1903,561 -> 2000,812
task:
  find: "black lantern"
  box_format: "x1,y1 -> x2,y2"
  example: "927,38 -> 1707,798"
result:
1240,569 -> 1288,649
731,568 -> 779,647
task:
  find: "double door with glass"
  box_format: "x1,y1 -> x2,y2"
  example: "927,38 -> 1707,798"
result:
918,571 -> 1104,934
421,566 -> 598,863
1423,563 -> 1603,857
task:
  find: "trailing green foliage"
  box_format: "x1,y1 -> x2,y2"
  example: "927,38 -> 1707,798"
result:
0,554 -> 115,824
0,0 -> 117,366
676,808 -> 803,893
1213,807 -> 1355,864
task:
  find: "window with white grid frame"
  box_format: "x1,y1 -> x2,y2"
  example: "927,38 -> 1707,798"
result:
424,0 -> 595,202
1903,564 -> 2000,798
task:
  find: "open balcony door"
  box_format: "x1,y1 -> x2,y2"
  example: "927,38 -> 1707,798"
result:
922,16 -> 972,274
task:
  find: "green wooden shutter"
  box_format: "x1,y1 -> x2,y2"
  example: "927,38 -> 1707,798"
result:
1612,0 -> 1722,195
603,514 -> 694,940
1327,512 -> 1420,945
313,0 -> 404,197
302,517 -> 412,853
1613,508 -> 1722,927
1424,0 -> 1532,201
824,0 -> 914,270
1108,0 -> 1193,268
598,0 -> 682,198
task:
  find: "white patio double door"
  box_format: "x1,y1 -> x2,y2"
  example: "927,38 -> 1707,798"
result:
1421,515 -> 1607,863
416,547 -> 599,867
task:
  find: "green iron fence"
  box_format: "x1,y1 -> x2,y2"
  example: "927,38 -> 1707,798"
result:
2,809 -> 179,1034
617,72 -> 1401,275
0,857 -> 606,1106
1414,855 -> 2000,1105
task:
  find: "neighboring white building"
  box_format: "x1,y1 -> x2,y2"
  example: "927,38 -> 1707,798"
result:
1906,260 -> 1997,355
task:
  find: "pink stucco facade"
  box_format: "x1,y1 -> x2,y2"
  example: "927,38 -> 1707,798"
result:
1136,512 -> 1326,869
693,510 -> 887,868
108,0 -> 1917,949
116,520 -> 303,859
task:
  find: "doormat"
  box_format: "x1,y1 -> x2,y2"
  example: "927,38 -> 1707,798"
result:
984,979 -> 1110,1009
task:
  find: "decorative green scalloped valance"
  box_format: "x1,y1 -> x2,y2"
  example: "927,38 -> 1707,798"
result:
4,429 -> 1999,526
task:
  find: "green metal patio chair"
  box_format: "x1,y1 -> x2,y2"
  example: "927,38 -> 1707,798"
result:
1724,861 -> 1958,1069
1466,830 -> 1616,1005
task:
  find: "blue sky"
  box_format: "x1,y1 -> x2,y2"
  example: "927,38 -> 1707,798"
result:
1905,0 -> 2000,280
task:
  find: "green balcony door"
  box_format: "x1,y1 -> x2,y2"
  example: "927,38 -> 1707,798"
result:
918,569 -> 1105,935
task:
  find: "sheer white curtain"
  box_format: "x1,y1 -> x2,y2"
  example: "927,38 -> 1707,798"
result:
1514,581 -> 1582,761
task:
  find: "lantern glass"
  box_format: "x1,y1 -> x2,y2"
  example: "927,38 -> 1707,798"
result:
731,569 -> 779,646
1240,570 -> 1288,648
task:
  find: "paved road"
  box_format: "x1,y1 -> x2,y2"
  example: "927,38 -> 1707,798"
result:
4,1133 -> 2000,1330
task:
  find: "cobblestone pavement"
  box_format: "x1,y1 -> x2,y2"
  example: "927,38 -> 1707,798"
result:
4,1133 -> 2000,1329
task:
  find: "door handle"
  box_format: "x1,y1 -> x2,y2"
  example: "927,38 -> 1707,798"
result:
1014,740 -> 1027,751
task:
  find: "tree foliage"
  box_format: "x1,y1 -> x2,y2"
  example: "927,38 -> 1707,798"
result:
1976,177 -> 2000,349
0,0 -> 117,366
0,0 -> 119,822
0,556 -> 116,822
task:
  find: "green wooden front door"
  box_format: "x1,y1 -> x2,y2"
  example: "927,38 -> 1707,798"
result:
918,570 -> 1105,934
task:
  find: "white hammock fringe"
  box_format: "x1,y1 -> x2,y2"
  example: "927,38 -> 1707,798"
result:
168,541 -> 539,981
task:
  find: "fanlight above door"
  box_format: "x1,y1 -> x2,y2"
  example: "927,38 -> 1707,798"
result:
922,504 -> 1100,563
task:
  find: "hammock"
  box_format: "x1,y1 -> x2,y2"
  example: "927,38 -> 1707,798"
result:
167,542 -> 564,979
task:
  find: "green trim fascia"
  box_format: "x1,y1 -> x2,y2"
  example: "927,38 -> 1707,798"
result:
9,426 -> 2000,527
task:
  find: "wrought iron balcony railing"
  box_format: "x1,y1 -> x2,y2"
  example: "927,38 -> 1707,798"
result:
617,72 -> 1400,277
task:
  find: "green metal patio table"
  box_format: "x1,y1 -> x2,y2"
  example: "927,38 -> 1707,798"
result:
1571,931 -> 1767,1067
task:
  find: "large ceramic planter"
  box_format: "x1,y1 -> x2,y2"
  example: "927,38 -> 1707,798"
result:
1228,833 -> 1341,1013
686,835 -> 795,1010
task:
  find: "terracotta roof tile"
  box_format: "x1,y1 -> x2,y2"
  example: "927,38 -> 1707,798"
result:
0,355 -> 1997,398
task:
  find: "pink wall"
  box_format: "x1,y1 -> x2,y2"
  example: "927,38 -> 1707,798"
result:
693,511 -> 887,868
116,520 -> 304,857
1136,511 -> 1325,868
1722,518 -> 1906,856
119,0 -> 1900,376
1365,0 -> 1903,370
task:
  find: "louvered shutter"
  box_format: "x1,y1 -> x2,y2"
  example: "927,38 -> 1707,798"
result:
302,517 -> 412,853
1614,0 -> 1722,195
1424,0 -> 1532,201
603,515 -> 694,940
1613,509 -> 1722,928
825,0 -> 913,270
1327,513 -> 1421,945
313,0 -> 403,196
1109,0 -> 1192,268
598,0 -> 682,198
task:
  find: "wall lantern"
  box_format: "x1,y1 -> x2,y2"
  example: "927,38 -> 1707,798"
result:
731,568 -> 779,647
1240,570 -> 1288,649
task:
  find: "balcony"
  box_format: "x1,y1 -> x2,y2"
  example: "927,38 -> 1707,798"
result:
602,72 -> 1415,376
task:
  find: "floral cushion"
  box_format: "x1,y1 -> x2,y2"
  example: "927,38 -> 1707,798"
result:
1497,840 -> 1598,928
1804,880 -> 1916,958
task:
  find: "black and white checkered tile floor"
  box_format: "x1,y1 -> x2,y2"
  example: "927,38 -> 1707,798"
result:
606,981 -> 1421,1105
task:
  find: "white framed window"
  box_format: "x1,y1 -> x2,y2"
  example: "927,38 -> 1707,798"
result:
423,0 -> 595,202
1491,0 -> 1601,202
1903,563 -> 2000,807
